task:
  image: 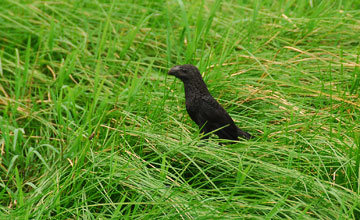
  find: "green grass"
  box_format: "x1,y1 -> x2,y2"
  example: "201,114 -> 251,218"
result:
1,0 -> 360,219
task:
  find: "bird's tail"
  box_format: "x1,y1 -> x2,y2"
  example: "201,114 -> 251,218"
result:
237,127 -> 254,140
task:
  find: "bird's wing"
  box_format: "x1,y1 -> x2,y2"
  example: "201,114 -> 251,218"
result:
196,96 -> 240,140
199,96 -> 232,123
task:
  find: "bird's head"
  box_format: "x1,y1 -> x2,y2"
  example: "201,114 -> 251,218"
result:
168,64 -> 200,82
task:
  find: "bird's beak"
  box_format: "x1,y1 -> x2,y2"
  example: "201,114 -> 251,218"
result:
168,65 -> 181,75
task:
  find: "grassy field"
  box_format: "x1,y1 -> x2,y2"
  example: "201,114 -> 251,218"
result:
1,0 -> 360,219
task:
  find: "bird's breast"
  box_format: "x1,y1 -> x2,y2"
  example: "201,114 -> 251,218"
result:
185,95 -> 202,121
185,97 -> 196,112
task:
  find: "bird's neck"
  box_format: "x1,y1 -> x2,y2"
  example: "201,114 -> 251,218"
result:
183,77 -> 210,99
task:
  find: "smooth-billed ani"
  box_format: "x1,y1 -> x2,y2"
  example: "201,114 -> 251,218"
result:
168,64 -> 253,141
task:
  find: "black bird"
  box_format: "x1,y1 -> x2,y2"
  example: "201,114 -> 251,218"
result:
168,64 -> 253,141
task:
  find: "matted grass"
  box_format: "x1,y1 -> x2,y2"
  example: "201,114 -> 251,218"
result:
1,0 -> 360,219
